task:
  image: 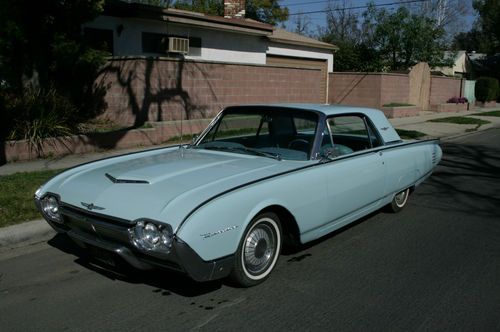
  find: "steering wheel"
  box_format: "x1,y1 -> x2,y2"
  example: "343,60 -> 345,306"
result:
288,139 -> 309,152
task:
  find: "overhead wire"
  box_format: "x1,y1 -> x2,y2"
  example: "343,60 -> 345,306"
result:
287,0 -> 429,16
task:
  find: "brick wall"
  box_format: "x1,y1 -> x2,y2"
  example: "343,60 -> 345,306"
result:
328,72 -> 382,108
330,72 -> 464,110
380,74 -> 410,106
97,58 -> 323,126
429,76 -> 464,105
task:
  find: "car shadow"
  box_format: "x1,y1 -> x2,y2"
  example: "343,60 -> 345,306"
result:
47,207 -> 387,295
47,234 -> 223,297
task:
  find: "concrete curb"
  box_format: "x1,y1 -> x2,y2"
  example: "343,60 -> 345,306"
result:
0,219 -> 55,249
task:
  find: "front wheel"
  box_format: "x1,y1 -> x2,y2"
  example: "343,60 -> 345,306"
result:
229,212 -> 282,287
389,188 -> 410,213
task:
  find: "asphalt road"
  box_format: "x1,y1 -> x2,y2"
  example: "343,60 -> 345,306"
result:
1,129 -> 500,331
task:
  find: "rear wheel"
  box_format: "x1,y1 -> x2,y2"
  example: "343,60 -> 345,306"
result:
389,188 -> 410,213
230,212 -> 282,287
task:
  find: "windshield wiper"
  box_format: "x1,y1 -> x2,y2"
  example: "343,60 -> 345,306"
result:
200,146 -> 282,161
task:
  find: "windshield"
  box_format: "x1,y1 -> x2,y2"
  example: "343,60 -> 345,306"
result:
195,108 -> 319,161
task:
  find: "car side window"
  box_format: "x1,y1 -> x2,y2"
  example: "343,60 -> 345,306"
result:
324,115 -> 381,156
212,114 -> 265,140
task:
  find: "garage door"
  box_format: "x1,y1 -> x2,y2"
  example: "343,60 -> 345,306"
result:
266,55 -> 328,103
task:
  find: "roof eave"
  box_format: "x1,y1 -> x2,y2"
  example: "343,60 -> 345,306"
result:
104,0 -> 273,36
164,16 -> 272,36
268,37 -> 339,51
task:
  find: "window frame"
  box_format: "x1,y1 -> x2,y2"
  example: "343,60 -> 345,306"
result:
324,113 -> 383,152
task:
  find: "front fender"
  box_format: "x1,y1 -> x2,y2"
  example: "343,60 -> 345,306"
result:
176,194 -> 290,261
176,166 -> 327,261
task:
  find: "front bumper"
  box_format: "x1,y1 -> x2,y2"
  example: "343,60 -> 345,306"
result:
36,200 -> 233,282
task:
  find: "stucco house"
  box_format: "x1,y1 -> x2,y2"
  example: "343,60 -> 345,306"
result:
83,0 -> 337,116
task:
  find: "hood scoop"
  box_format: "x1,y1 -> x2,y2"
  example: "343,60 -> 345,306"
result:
105,173 -> 149,184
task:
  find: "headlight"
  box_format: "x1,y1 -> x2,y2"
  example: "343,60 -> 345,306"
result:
40,195 -> 62,223
129,220 -> 173,254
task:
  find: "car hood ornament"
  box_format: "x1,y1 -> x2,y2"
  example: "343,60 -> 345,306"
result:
81,202 -> 105,211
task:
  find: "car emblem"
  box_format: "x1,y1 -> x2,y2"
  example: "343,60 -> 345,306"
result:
81,202 -> 105,211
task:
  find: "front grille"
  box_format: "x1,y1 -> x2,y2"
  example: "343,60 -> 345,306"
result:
60,204 -> 131,245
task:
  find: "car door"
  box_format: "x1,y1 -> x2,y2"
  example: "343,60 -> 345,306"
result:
322,115 -> 386,226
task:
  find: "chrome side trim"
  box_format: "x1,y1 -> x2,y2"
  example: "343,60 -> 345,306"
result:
177,138 -> 441,232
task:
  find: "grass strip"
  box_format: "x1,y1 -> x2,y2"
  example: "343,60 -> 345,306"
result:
428,116 -> 491,133
0,169 -> 62,228
427,116 -> 491,125
396,129 -> 426,139
470,111 -> 500,117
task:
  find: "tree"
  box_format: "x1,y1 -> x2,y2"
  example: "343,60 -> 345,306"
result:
452,26 -> 490,52
473,0 -> 500,53
0,0 -> 106,103
320,0 -> 361,45
397,0 -> 470,43
173,0 -> 223,16
245,0 -> 289,25
0,0 -> 108,162
173,0 -> 288,25
292,12 -> 312,36
318,0 -> 376,72
363,4 -> 447,71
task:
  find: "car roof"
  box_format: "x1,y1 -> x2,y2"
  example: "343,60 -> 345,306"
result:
239,103 -> 384,117
229,103 -> 401,143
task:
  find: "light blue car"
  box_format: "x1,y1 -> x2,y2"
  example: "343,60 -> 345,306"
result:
35,104 -> 442,286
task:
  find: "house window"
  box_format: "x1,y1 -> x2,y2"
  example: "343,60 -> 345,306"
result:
83,28 -> 114,54
141,32 -> 201,56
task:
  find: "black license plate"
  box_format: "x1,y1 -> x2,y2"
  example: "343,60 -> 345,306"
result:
88,246 -> 117,267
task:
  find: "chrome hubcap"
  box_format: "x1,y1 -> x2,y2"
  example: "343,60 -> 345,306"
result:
243,223 -> 276,275
395,189 -> 408,207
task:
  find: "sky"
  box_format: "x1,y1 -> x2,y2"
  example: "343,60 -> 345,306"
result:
279,0 -> 477,36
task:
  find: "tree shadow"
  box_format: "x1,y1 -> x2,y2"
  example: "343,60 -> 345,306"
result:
414,136 -> 500,219
82,57 -> 216,150
0,57 -> 217,164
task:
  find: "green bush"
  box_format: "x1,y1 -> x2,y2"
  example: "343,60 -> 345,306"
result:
7,88 -> 76,155
475,77 -> 499,102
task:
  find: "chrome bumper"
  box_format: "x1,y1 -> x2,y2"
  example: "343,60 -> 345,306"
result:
39,203 -> 233,282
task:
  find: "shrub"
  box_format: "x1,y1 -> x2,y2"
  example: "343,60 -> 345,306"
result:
475,77 -> 499,102
7,88 -> 76,156
447,97 -> 468,104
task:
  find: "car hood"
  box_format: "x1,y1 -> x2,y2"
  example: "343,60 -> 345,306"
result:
42,147 -> 307,231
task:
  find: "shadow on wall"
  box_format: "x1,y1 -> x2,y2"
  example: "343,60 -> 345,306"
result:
333,74 -> 368,105
80,56 -> 217,150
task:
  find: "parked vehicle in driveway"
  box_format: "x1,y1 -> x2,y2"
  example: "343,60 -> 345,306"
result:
35,104 -> 442,286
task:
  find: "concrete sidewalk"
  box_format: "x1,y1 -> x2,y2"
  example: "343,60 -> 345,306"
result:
1,106 -> 500,250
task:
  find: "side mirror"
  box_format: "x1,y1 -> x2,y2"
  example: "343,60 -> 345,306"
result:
319,147 -> 336,162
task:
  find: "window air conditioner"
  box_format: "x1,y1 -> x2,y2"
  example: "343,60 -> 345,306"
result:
168,37 -> 189,54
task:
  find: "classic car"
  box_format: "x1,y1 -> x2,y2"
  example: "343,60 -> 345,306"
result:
35,104 -> 442,286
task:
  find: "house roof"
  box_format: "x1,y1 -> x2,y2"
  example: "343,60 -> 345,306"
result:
105,0 -> 273,36
104,1 -> 337,51
269,29 -> 338,51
